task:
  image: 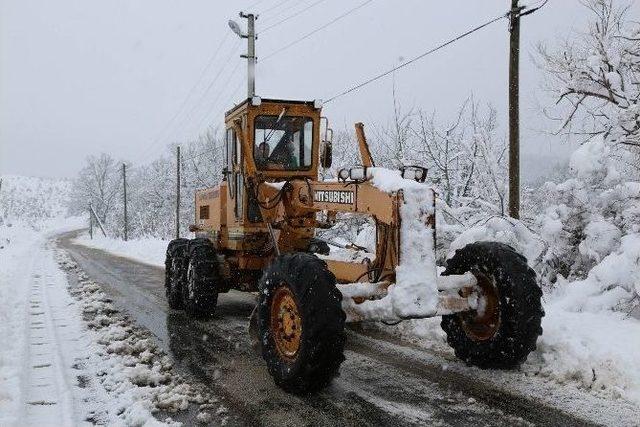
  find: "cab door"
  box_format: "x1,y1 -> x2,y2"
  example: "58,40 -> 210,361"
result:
225,126 -> 244,223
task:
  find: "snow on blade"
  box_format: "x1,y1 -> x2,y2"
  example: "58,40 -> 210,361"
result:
342,168 -> 438,321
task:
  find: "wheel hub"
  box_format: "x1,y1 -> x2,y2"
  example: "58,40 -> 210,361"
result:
460,271 -> 501,341
270,285 -> 302,360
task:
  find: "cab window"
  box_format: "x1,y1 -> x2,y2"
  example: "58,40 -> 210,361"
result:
254,115 -> 313,170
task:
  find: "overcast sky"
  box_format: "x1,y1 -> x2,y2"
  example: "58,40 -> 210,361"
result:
1,0 -> 637,181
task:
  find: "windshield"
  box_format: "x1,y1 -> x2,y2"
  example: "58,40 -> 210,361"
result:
254,115 -> 313,171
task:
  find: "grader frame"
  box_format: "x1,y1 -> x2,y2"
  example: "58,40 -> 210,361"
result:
191,97 -> 477,320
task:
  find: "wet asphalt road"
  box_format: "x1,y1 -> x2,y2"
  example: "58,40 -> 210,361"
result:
57,230 -> 596,427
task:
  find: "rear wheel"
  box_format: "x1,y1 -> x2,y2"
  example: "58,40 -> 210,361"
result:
441,241 -> 544,368
258,253 -> 345,395
182,238 -> 220,318
165,238 -> 188,309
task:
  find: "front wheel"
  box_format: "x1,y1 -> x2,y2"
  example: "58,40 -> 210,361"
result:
258,253 -> 345,395
441,241 -> 544,369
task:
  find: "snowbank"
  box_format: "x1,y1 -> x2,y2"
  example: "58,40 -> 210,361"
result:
527,301 -> 640,404
72,233 -> 169,267
56,252 -> 225,425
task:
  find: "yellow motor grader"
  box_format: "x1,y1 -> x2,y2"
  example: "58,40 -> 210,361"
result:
164,97 -> 543,394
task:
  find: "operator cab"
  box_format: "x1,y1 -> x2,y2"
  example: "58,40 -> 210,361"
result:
224,97 -> 330,181
218,97 -> 332,250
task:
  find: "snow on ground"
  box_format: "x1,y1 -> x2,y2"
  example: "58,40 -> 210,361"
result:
386,299 -> 640,407
0,219 -> 86,426
72,233 -> 169,268
0,220 -> 224,426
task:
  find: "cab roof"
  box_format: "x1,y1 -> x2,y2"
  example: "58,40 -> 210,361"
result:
224,97 -> 321,117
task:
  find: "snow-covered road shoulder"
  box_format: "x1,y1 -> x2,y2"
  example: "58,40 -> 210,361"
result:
0,222 -> 224,426
0,221 -> 85,425
55,250 -> 226,426
72,233 -> 168,268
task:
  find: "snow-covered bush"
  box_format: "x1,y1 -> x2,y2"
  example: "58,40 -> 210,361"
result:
536,136 -> 639,290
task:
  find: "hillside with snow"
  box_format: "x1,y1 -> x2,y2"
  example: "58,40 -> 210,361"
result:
0,175 -> 74,229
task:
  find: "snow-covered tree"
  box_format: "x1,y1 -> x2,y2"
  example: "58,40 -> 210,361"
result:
537,0 -> 640,174
413,99 -> 507,215
70,153 -> 120,225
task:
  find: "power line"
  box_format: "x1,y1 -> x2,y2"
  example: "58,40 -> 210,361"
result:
191,61 -> 244,136
261,0 -> 375,62
258,0 -> 295,16
207,77 -> 245,127
246,0 -> 269,10
261,0 -> 328,33
162,41 -> 242,147
324,11 -> 509,104
133,33 -> 231,162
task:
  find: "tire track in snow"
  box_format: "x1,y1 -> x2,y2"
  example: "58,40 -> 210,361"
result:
21,245 -> 79,426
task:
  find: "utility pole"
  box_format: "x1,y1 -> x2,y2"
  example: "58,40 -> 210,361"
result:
176,145 -> 181,239
508,0 -> 522,219
230,12 -> 257,98
243,12 -> 256,98
122,163 -> 128,241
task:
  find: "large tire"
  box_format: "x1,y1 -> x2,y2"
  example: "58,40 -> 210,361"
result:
441,241 -> 544,369
165,238 -> 188,309
258,253 -> 346,395
182,238 -> 220,318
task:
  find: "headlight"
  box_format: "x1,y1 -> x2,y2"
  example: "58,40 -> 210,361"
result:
400,166 -> 428,183
337,166 -> 370,182
349,167 -> 367,181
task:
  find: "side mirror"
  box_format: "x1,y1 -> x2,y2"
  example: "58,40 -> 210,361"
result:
320,141 -> 332,169
319,117 -> 334,169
